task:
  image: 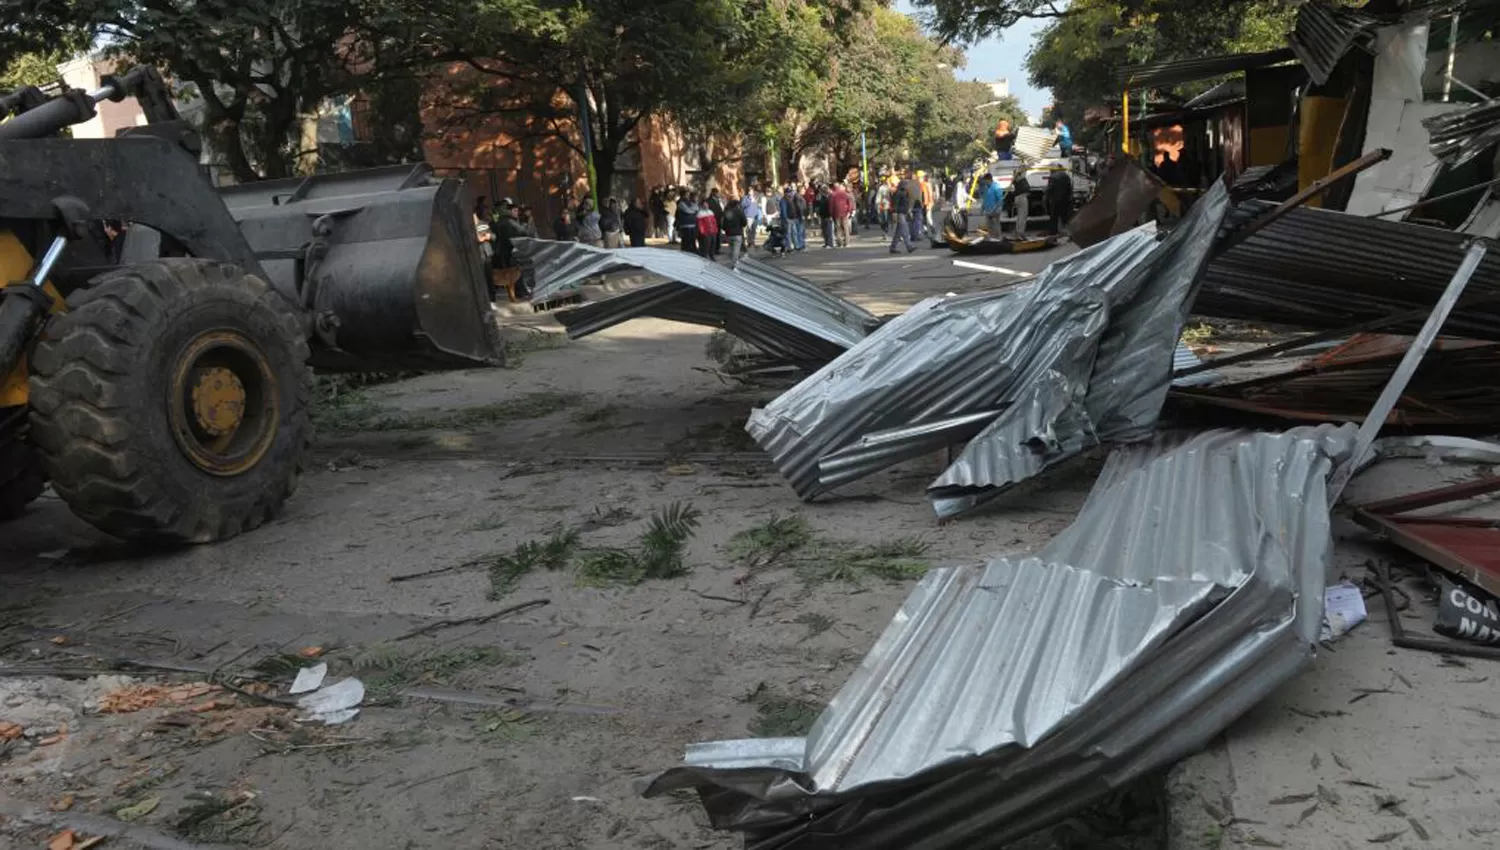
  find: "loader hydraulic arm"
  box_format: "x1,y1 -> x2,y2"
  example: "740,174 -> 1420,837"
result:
0,66 -> 177,141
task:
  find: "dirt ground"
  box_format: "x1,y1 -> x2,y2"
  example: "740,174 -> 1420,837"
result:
0,235 -> 1094,849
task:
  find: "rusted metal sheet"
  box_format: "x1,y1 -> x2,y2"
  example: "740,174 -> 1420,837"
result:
1170,335 -> 1500,427
1355,476 -> 1500,600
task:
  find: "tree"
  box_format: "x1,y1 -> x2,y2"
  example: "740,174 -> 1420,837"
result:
417,0 -> 762,199
1024,0 -> 1295,144
6,0 -> 438,181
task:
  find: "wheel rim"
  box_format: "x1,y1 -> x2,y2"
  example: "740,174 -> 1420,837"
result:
168,330 -> 279,476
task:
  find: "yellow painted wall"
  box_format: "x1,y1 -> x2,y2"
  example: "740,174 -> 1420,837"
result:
1297,96 -> 1349,208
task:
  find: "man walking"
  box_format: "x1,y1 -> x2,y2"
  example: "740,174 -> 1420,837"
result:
829,182 -> 853,248
722,194 -> 748,269
917,170 -> 935,239
899,170 -> 924,242
742,190 -> 763,250
980,173 -> 1006,238
779,187 -> 806,251
1011,169 -> 1031,237
889,180 -> 914,254
623,197 -> 649,248
816,184 -> 834,249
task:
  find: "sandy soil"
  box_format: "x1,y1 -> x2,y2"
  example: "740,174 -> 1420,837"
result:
0,237 -> 1085,849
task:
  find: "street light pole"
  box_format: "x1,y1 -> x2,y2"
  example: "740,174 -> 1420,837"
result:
860,130 -> 869,187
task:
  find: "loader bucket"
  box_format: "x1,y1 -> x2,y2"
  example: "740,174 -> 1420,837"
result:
219,164 -> 501,372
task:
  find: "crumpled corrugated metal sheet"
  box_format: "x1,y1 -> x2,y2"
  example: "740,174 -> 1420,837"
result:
1012,126 -> 1058,163
1200,201 -> 1500,340
514,239 -> 879,367
1423,99 -> 1500,168
1114,48 -> 1298,89
644,425 -> 1356,849
747,182 -> 1228,514
1288,0 -> 1384,85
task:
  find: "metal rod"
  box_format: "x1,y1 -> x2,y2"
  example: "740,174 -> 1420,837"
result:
1443,11 -> 1460,103
28,235 -> 66,286
1374,562 -> 1500,662
1327,240 -> 1489,502
1366,174 -> 1500,219
1176,282 -> 1500,378
1214,148 -> 1392,257
1445,72 -> 1489,102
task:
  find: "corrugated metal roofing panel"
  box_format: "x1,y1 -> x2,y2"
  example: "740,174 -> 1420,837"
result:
1199,202 -> 1500,339
1288,0 -> 1384,85
1424,99 -> 1500,168
644,425 -> 1356,848
928,182 -> 1230,517
1012,126 -> 1058,163
1114,48 -> 1298,89
515,239 -> 879,366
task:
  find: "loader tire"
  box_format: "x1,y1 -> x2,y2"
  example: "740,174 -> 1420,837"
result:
0,426 -> 46,521
28,259 -> 312,544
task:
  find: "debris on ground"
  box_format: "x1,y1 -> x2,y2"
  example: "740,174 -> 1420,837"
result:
646,427 -> 1353,846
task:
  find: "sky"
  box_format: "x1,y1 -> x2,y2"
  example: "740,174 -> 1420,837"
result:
893,0 -> 1052,121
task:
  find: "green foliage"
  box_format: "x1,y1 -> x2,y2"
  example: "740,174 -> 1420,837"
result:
725,514 -> 816,569
575,502 -> 702,586
484,527 -> 580,599
725,514 -> 931,586
1024,0 -> 1297,135
352,643 -> 520,704
0,51 -> 68,90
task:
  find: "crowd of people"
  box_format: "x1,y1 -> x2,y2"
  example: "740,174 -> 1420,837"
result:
474,164 -> 1014,294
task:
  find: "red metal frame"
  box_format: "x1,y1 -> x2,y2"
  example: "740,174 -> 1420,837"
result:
1354,475 -> 1500,599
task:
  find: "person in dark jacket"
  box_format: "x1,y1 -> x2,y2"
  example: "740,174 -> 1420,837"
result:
599,198 -> 623,248
649,187 -> 668,239
889,183 -> 914,254
623,197 -> 649,247
721,198 -> 748,269
816,185 -> 834,248
553,209 -> 579,241
1045,169 -> 1074,234
675,193 -> 699,254
778,187 -> 806,251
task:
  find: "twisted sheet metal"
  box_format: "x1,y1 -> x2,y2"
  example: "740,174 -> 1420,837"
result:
747,182 -> 1228,512
1424,100 -> 1500,168
928,181 -> 1231,517
644,425 -> 1355,848
1288,0 -> 1384,85
746,229 -> 1157,501
1113,48 -> 1298,89
1200,202 -> 1500,340
514,239 -> 879,365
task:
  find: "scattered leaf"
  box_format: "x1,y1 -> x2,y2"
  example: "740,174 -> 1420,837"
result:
48,829 -> 75,850
1393,672 -> 1414,689
1297,803 -> 1319,824
1411,772 -> 1455,783
1242,833 -> 1284,847
1462,705 -> 1500,720
1269,793 -> 1315,805
1317,784 -> 1341,807
49,635 -> 68,645
1455,766 -> 1477,780
1456,676 -> 1488,684
37,734 -> 64,746
1310,753 -> 1321,770
1343,779 -> 1383,789
116,795 -> 160,822
0,721 -> 21,740
1332,751 -> 1350,770
1470,826 -> 1498,836
50,793 -> 74,812
1408,818 -> 1429,841
1368,829 -> 1405,843
75,838 -> 106,850
298,646 -> 324,658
